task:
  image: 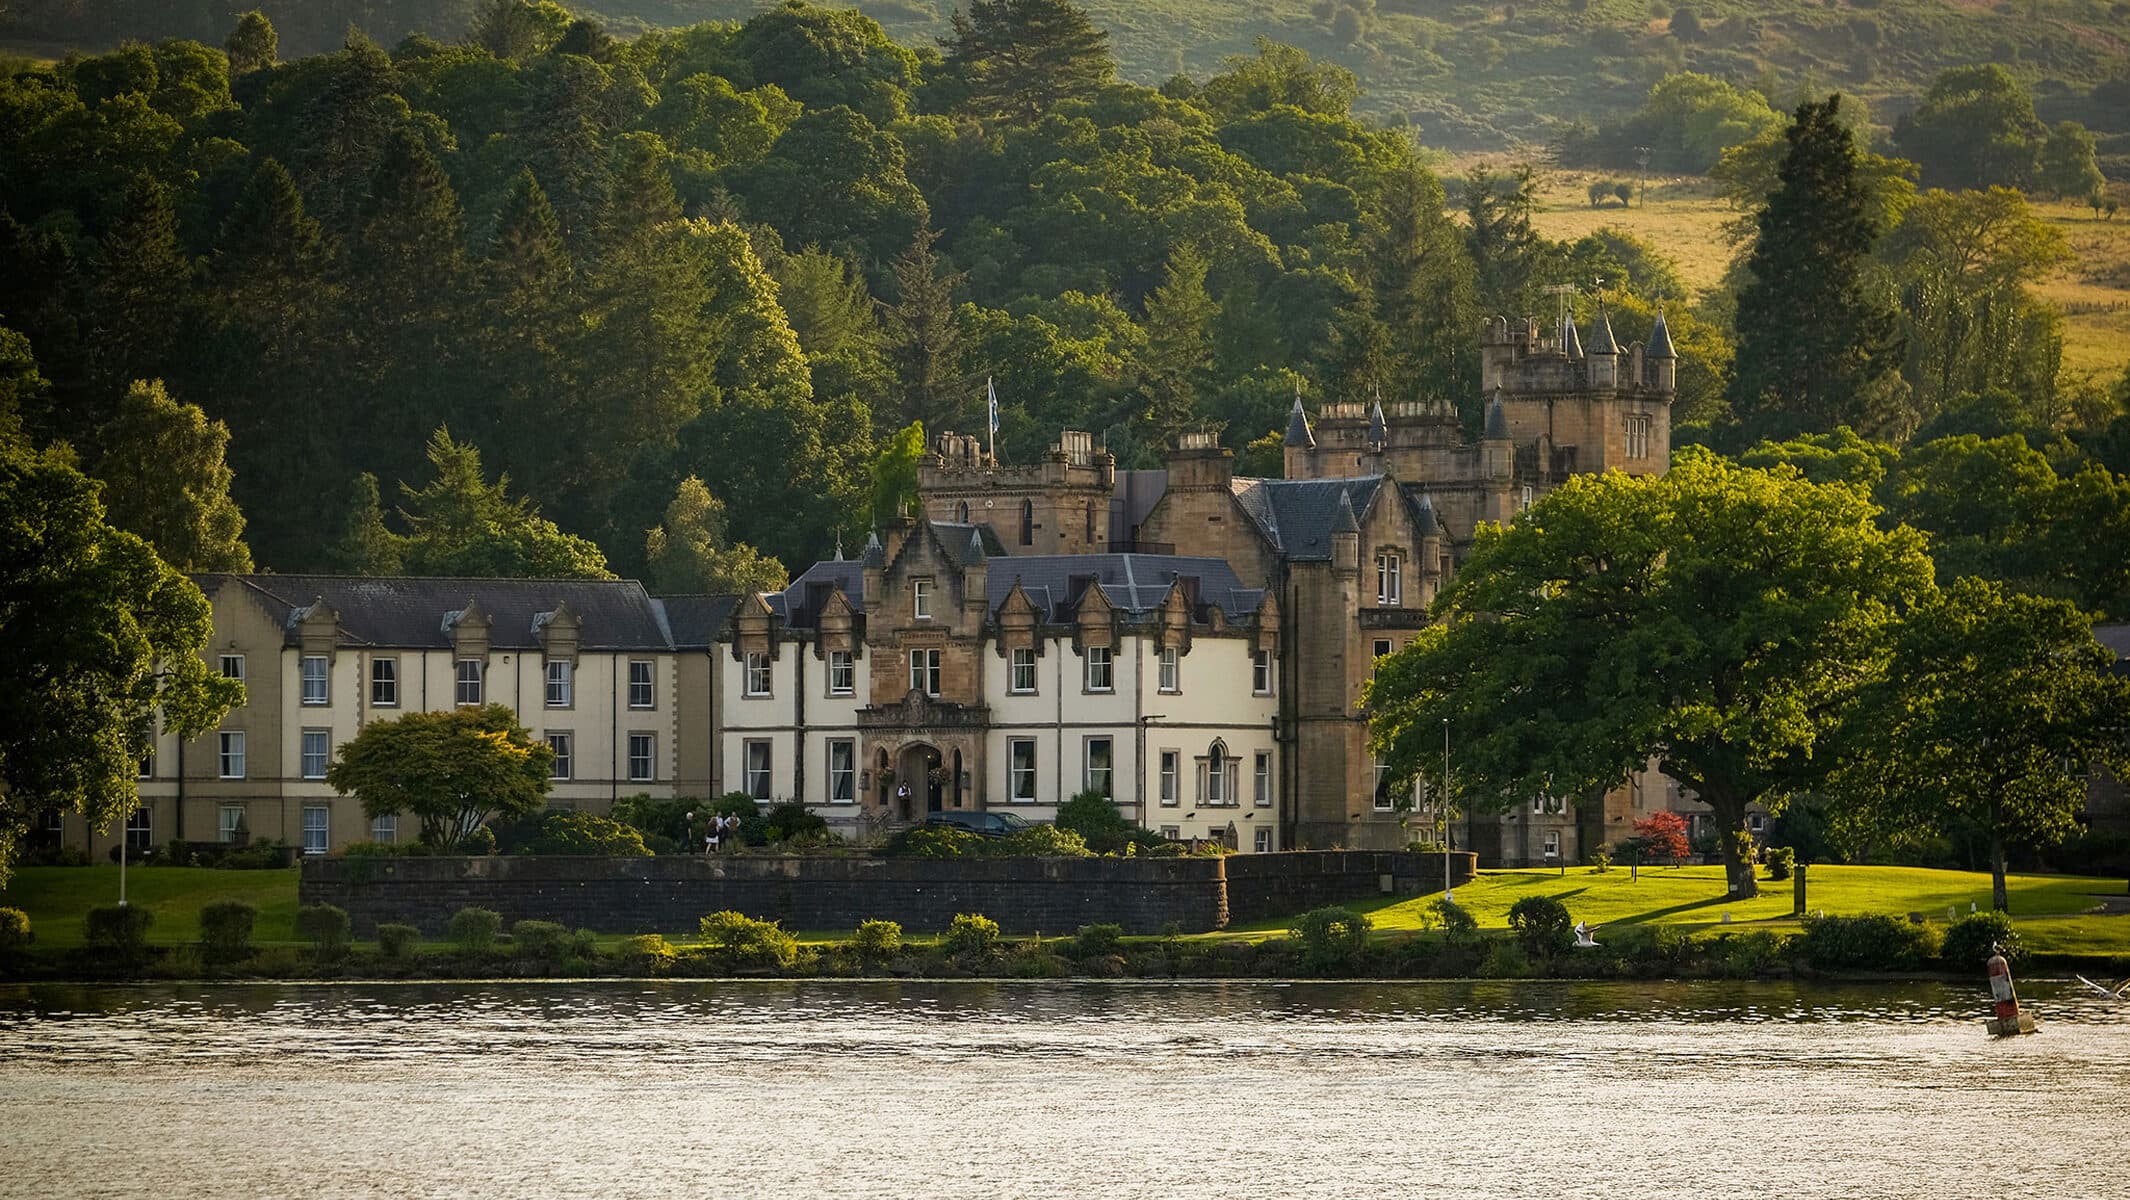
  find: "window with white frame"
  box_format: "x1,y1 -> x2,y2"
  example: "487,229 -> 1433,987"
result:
218,730 -> 246,779
1626,414 -> 1651,459
628,660 -> 654,709
455,658 -> 483,705
219,654 -> 245,681
912,577 -> 933,619
1199,742 -> 1237,807
1543,830 -> 1561,860
547,732 -> 573,780
137,751 -> 153,780
1159,750 -> 1180,806
125,806 -> 152,852
1157,646 -> 1179,693
1159,826 -> 1180,840
1373,758 -> 1394,812
1254,751 -> 1272,807
1008,738 -> 1037,802
828,650 -> 854,696
1374,638 -> 1393,663
370,657 -> 398,706
1252,649 -> 1273,695
828,739 -> 856,803
370,812 -> 398,844
1531,795 -> 1564,814
300,729 -> 330,780
628,733 -> 655,782
545,659 -> 573,707
1010,647 -> 1037,694
1376,552 -> 1402,606
744,739 -> 773,800
1254,827 -> 1273,853
303,806 -> 329,856
300,654 -> 329,705
1083,737 -> 1113,798
1519,485 -> 1534,511
218,804 -> 245,844
1084,646 -> 1113,692
745,652 -> 772,697
908,648 -> 941,696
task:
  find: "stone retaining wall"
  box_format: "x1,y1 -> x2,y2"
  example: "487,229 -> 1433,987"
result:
300,850 -> 1475,937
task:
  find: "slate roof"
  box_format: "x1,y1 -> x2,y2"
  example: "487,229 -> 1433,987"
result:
1587,306 -> 1619,355
1648,310 -> 1677,358
775,560 -> 866,621
656,595 -> 740,649
1229,476 -> 1383,561
1284,396 -> 1315,447
767,553 -> 1265,626
205,574 -> 674,650
2096,623 -> 2130,672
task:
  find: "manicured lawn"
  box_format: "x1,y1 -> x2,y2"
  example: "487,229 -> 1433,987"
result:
0,867 -> 301,949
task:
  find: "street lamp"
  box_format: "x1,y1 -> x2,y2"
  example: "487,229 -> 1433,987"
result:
118,812 -> 129,908
1441,718 -> 1453,904
685,810 -> 696,855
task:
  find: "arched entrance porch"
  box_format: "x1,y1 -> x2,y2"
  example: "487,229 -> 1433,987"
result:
892,743 -> 943,820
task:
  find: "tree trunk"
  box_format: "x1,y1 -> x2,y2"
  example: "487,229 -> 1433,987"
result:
1704,789 -> 1758,899
1992,833 -> 2010,913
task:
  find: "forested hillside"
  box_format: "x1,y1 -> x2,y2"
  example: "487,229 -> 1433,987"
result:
7,0 -> 2128,154
2,1 -> 2127,610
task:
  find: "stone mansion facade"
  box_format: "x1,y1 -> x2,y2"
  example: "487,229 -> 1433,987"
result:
54,313 -> 1698,865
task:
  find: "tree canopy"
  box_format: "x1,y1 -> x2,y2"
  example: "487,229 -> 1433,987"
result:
326,703 -> 554,848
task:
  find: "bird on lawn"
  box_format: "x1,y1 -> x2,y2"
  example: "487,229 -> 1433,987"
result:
1573,921 -> 1599,948
2074,975 -> 2130,999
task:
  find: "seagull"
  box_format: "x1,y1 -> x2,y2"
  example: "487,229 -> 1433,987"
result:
1573,921 -> 1599,948
2074,975 -> 2130,999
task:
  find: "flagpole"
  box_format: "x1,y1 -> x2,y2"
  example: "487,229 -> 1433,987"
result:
986,376 -> 997,466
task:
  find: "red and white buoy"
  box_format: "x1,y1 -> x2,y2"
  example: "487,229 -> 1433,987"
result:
1984,953 -> 2039,1037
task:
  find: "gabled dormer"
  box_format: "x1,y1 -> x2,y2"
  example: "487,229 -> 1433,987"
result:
992,580 -> 1044,660
729,591 -> 779,663
1153,578 -> 1195,657
534,599 -> 581,665
294,597 -> 342,661
1069,577 -> 1117,658
813,587 -> 863,661
445,598 -> 492,660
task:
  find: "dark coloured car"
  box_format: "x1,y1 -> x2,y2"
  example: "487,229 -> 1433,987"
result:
922,810 -> 1034,838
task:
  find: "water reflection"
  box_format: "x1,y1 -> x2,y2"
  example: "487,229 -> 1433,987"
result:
2,980 -> 2127,1198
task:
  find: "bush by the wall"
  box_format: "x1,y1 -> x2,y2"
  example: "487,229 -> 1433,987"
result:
340,840 -> 434,858
1507,894 -> 1575,958
1601,923 -> 1698,974
1055,789 -> 1139,853
884,825 -> 983,858
1432,897 -> 1478,940
1941,911 -> 2020,970
511,919 -> 572,960
84,904 -> 155,958
457,826 -> 497,855
295,903 -> 351,960
699,910 -> 798,970
217,838 -> 289,869
448,906 -> 503,955
999,825 -> 1092,857
618,933 -> 676,972
512,812 -> 651,857
761,801 -> 829,844
851,919 -> 903,962
198,900 -> 257,964
376,923 -> 421,960
1070,923 -> 1123,959
1764,846 -> 1796,880
1290,905 -> 1373,975
1798,914 -> 1940,971
0,906 -> 30,953
941,912 -> 1000,959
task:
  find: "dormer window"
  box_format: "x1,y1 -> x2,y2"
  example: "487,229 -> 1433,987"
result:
912,577 -> 933,620
545,659 -> 572,708
1376,552 -> 1402,606
745,653 -> 772,697
1084,646 -> 1113,692
1158,646 -> 1180,694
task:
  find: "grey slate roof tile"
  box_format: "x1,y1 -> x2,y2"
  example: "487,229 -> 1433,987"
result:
203,574 -> 674,650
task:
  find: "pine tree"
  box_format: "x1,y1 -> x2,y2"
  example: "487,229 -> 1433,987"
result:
1137,245 -> 1216,446
293,32 -> 400,234
947,0 -> 1115,123
394,428 -> 611,579
879,225 -> 966,434
84,175 -> 191,408
94,379 -> 253,572
1731,96 -> 1908,438
225,11 -> 278,76
325,472 -> 405,575
1368,165 -> 1479,415
644,476 -> 790,595
475,169 -> 575,498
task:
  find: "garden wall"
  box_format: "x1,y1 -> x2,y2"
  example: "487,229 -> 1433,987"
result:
301,850 -> 1477,937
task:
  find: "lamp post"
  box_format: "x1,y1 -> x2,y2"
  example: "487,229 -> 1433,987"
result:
686,810 -> 696,856
1441,718 -> 1453,904
118,814 -> 128,908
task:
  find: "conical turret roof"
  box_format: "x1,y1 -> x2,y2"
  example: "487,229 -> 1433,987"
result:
1562,314 -> 1583,358
1284,394 -> 1315,448
1367,395 -> 1388,447
1484,391 -> 1509,440
1587,305 -> 1618,354
1331,489 -> 1359,535
1648,309 -> 1677,359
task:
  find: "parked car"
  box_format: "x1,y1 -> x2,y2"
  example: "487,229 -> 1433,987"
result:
922,811 -> 1034,838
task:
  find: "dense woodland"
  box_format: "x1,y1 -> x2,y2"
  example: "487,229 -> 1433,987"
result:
0,0 -> 2127,611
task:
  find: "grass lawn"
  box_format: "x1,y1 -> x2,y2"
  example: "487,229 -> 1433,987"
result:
0,867 -> 301,950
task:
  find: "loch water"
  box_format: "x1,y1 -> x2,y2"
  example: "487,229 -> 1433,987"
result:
3,979 -> 2127,1199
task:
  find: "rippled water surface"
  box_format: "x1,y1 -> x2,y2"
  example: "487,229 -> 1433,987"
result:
4,979 -> 2128,1198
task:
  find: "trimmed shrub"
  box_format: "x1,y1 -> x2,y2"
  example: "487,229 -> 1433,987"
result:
295,903 -> 351,959
514,812 -> 650,857
448,906 -> 503,955
1708,930 -> 1791,979
1941,911 -> 2020,971
618,933 -> 676,972
699,910 -> 798,970
885,825 -> 982,858
1798,914 -> 1939,971
761,801 -> 829,843
1507,895 -> 1575,958
341,840 -> 433,858
1588,846 -> 1612,873
216,838 -> 288,869
999,825 -> 1092,857
1764,846 -> 1796,880
1071,923 -> 1124,959
376,923 -> 421,960
0,906 -> 31,953
942,912 -> 1000,958
1291,905 -> 1372,975
511,920 -> 572,959
456,825 -> 498,855
851,919 -> 903,962
198,900 -> 257,964
1055,789 -> 1139,853
84,904 -> 154,958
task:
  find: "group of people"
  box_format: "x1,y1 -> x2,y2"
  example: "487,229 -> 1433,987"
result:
701,814 -> 743,855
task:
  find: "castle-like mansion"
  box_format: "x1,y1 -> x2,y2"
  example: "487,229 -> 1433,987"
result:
63,314 -> 1709,865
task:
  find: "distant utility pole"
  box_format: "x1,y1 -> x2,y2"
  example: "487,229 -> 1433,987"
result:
1634,146 -> 1652,208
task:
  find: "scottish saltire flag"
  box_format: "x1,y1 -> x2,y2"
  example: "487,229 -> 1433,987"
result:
987,376 -> 999,439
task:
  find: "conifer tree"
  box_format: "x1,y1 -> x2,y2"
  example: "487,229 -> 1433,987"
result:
644,476 -> 790,595
225,11 -> 277,76
94,379 -> 254,572
879,224 -> 965,434
947,0 -> 1115,123
394,428 -> 611,579
294,31 -> 400,233
475,169 -> 574,496
84,175 -> 190,409
1369,165 -> 1479,416
1138,245 -> 1216,445
326,472 -> 406,576
1729,96 -> 1907,438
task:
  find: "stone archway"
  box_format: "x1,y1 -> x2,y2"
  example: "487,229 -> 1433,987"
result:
894,743 -> 943,820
